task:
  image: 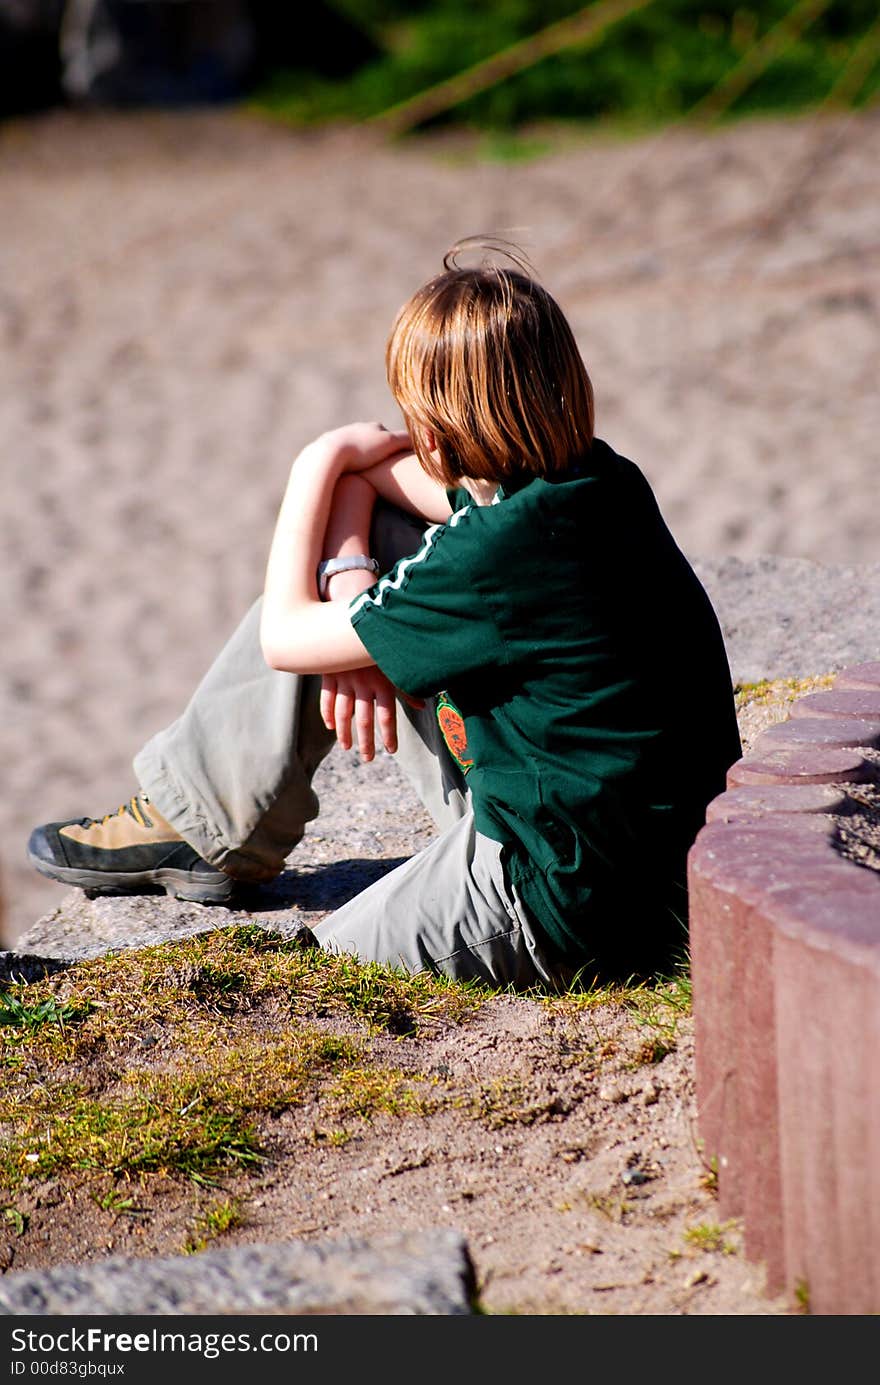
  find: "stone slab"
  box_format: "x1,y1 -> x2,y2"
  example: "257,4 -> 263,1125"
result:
727,746 -> 875,788
835,662 -> 880,691
14,890 -> 312,965
688,820 -> 879,1296
754,717 -> 880,751
0,1230 -> 477,1316
790,689 -> 880,723
773,883 -> 880,1314
705,784 -> 850,822
690,636 -> 880,1314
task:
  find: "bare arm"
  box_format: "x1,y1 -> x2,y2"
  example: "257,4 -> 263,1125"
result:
317,469 -> 423,761
260,424 -> 413,675
261,422 -> 453,669
361,450 -> 452,524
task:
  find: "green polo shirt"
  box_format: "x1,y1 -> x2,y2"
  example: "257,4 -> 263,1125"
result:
349,438 -> 741,970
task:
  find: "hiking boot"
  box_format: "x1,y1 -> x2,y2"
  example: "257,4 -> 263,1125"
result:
27,794 -> 236,905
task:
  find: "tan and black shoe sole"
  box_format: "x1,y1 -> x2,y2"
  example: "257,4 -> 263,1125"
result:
27,851 -> 237,905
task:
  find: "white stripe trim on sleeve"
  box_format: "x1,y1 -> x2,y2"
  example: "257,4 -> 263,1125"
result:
349,505 -> 473,618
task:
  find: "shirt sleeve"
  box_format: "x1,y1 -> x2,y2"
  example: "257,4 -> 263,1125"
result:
348,507 -> 507,698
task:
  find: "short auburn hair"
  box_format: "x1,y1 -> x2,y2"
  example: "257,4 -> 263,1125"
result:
385,238 -> 594,488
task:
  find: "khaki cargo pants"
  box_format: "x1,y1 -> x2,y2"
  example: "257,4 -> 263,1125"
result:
134,502 -> 572,991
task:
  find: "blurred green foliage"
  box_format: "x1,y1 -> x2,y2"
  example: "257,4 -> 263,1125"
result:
251,1 -> 880,132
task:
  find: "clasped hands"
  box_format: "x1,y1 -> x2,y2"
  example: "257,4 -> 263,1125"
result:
320,669 -> 425,762
316,421 -> 426,761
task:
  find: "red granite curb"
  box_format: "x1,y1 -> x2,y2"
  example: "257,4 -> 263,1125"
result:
834,661 -> 880,691
688,664 -> 880,1314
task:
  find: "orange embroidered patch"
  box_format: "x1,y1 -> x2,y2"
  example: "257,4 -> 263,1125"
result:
437,693 -> 474,773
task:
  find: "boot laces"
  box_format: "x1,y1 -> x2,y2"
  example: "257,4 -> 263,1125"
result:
83,795 -> 151,830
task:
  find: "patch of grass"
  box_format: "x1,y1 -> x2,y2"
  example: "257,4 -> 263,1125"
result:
1,1082 -> 263,1188
795,1277 -> 811,1313
151,961 -> 250,1012
537,965 -> 693,1082
625,968 -> 692,1066
0,928 -> 478,1068
733,673 -> 834,712
0,1027 -> 360,1190
2,1205 -> 28,1237
543,953 -> 691,1013
467,1076 -> 568,1129
0,929 -> 471,1197
309,1126 -> 352,1149
327,1066 -> 440,1121
0,991 -> 93,1035
699,1154 -> 719,1196
547,965 -> 692,1060
300,950 -> 480,1034
91,1188 -> 141,1216
683,1219 -> 739,1255
540,972 -> 649,1014
183,1197 -> 243,1254
635,1033 -> 673,1065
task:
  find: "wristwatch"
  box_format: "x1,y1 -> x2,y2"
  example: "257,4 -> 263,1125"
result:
317,554 -> 380,599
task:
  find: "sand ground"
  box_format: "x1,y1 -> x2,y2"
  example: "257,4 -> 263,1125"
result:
3,104 -> 878,943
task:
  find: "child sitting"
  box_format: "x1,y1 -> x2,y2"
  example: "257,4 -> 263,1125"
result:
28,238 -> 741,990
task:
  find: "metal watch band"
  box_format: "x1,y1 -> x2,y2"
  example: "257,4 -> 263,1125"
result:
317,555 -> 380,599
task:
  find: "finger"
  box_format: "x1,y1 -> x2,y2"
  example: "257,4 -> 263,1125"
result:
320,677 -> 337,730
334,692 -> 355,751
375,683 -> 398,754
354,696 -> 376,762
375,426 -> 412,458
370,421 -> 408,440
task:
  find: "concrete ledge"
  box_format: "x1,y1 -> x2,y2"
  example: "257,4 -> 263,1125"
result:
689,663 -> 880,1313
0,1229 -> 478,1316
688,559 -> 880,684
